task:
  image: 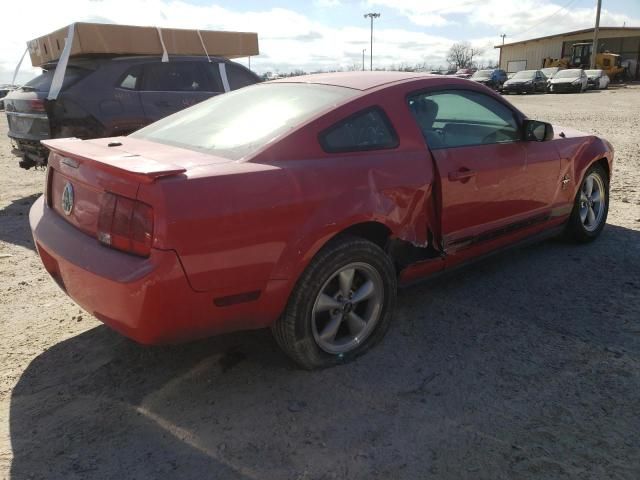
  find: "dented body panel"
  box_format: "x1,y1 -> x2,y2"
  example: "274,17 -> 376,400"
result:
30,72 -> 614,344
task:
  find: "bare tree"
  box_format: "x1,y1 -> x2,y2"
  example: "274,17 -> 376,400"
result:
446,42 -> 484,69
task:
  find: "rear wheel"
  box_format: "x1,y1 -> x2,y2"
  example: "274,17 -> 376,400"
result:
565,163 -> 609,242
272,236 -> 397,369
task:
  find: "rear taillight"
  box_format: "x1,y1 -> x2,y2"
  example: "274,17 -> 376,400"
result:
97,192 -> 154,257
29,99 -> 46,112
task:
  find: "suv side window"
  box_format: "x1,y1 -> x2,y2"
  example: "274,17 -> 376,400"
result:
408,90 -> 520,149
141,62 -> 210,92
225,63 -> 258,90
320,107 -> 398,153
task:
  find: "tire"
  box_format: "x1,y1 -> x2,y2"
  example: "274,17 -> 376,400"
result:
565,163 -> 609,242
272,235 -> 397,369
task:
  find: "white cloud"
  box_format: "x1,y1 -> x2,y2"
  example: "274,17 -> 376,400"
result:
314,0 -> 342,7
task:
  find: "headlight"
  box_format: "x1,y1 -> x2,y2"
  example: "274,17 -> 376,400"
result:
572,79 -> 581,84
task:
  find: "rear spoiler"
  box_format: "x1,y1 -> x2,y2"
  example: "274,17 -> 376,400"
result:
42,138 -> 186,184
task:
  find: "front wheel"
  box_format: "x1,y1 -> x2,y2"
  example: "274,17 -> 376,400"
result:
272,236 -> 397,369
565,163 -> 609,242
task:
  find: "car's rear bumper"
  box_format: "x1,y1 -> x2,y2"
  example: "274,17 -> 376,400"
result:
30,196 -> 287,344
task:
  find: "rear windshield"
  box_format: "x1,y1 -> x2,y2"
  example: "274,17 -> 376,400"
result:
132,83 -> 358,160
21,67 -> 90,92
512,70 -> 536,80
555,69 -> 581,79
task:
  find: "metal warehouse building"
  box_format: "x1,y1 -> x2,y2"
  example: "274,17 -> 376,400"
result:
496,27 -> 640,79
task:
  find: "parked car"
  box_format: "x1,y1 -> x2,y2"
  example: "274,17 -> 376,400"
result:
5,56 -> 260,169
585,69 -> 610,89
470,69 -> 508,91
31,72 -> 613,369
453,68 -> 475,79
501,69 -> 548,94
548,69 -> 588,93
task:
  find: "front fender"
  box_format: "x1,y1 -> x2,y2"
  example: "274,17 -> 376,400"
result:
553,128 -> 613,198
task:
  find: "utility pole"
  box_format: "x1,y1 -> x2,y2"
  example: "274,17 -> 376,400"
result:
364,13 -> 380,71
500,34 -> 506,45
362,49 -> 366,71
590,0 -> 602,69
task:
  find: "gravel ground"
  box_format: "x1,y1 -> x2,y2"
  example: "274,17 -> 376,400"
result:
1,86 -> 639,480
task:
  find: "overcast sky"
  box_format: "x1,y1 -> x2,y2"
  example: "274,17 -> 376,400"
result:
1,0 -> 639,83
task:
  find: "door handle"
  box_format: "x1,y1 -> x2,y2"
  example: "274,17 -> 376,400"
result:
448,168 -> 476,182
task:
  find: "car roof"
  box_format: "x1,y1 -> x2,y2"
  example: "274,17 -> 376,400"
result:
271,71 -> 440,91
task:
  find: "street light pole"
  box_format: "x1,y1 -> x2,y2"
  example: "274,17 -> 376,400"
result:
590,0 -> 602,69
364,12 -> 380,71
362,49 -> 366,71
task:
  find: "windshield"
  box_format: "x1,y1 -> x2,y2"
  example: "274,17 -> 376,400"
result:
472,70 -> 492,79
585,70 -> 600,76
512,70 -> 536,80
21,67 -> 90,92
541,68 -> 558,77
555,69 -> 581,79
132,83 -> 358,160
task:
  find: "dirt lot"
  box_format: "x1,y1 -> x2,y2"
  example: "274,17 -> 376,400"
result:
1,86 -> 639,480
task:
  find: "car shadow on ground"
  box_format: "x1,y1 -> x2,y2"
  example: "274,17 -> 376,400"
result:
0,193 -> 40,251
9,224 -> 640,479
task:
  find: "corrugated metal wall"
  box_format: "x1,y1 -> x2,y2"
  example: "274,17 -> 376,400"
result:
498,29 -> 640,76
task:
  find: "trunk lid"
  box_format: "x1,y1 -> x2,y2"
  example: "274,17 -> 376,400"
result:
44,136 -> 234,238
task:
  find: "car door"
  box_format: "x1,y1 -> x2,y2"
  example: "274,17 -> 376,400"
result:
139,61 -> 222,123
407,89 -> 561,254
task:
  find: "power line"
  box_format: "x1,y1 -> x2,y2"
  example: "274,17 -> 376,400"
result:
505,0 -> 579,41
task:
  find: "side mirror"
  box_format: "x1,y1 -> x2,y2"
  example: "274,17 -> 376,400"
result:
524,119 -> 554,142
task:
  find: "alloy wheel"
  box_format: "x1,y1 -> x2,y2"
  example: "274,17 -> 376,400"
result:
579,172 -> 606,232
311,262 -> 384,355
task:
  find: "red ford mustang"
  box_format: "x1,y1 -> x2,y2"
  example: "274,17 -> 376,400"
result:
30,72 -> 613,368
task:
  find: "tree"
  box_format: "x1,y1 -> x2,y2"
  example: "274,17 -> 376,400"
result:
446,42 -> 483,70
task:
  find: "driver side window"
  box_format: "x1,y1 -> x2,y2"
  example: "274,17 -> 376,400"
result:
408,90 -> 520,149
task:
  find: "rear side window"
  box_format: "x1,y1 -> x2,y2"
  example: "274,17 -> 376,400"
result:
141,62 -> 210,92
118,67 -> 141,90
226,63 -> 258,90
204,63 -> 225,92
22,67 -> 90,92
320,108 -> 398,153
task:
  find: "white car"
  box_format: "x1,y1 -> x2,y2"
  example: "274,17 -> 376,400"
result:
585,69 -> 610,89
548,69 -> 588,93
